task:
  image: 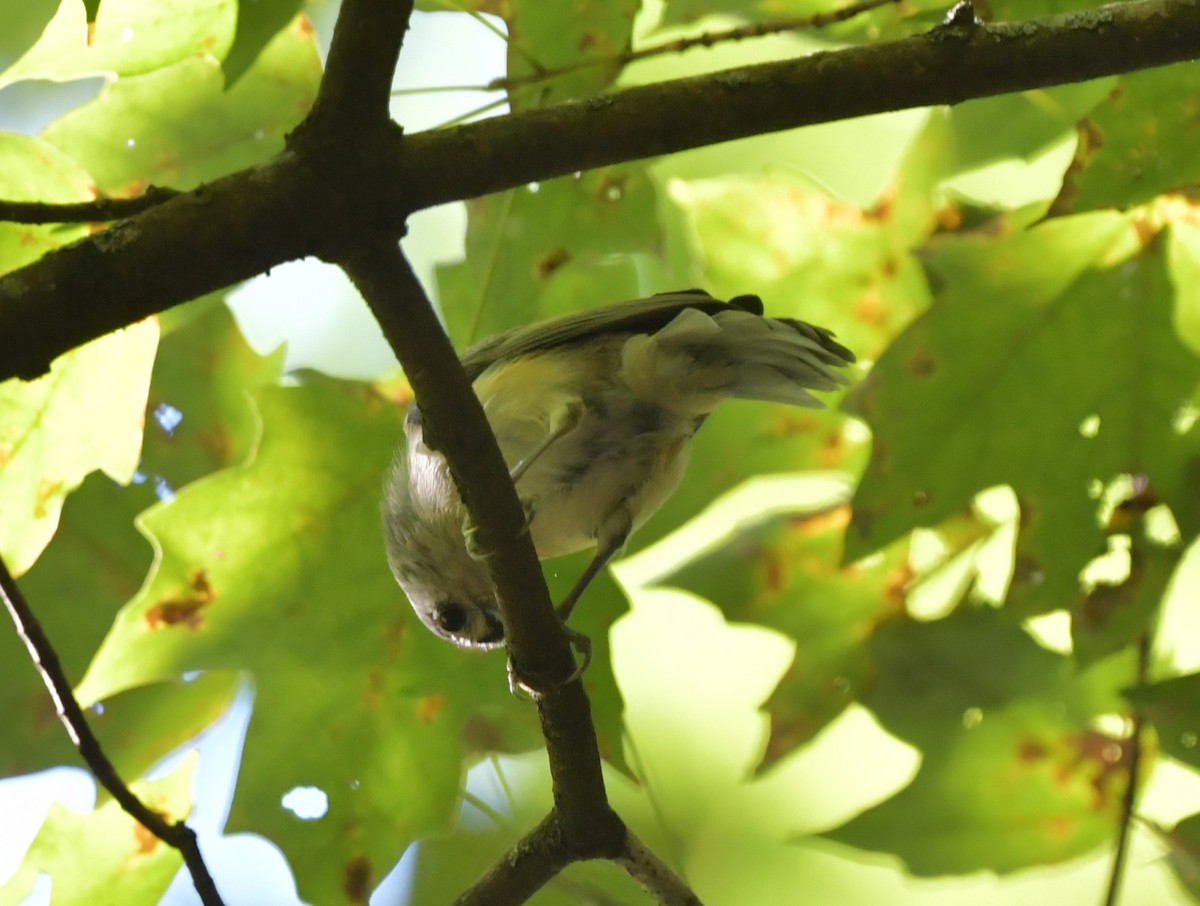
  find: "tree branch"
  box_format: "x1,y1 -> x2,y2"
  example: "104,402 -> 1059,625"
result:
337,245 -> 633,890
2,0 -> 1199,378
393,0 -> 1200,210
0,556 -> 225,906
300,0 -> 415,136
619,831 -> 704,906
454,813 -> 572,906
0,187 -> 179,224
490,0 -> 901,94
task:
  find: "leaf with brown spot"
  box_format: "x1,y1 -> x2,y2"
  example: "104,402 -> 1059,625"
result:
0,757 -> 195,903
438,163 -> 660,348
144,571 -> 215,631
133,821 -> 162,856
417,695 -> 447,724
848,213 -> 1200,622
535,246 -> 570,278
1064,67 -> 1200,211
824,605 -> 1133,873
343,855 -> 372,904
73,378 -> 543,906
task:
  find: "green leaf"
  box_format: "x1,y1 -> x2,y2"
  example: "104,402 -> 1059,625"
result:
1168,219 -> 1200,357
0,134 -> 130,576
823,607 -> 1133,874
0,132 -> 92,275
847,215 -> 1200,616
1127,671 -> 1200,770
0,0 -> 58,66
76,377 -> 542,905
437,163 -> 662,347
1154,812 -> 1200,900
823,698 -> 1125,874
660,506 -> 902,765
944,82 -> 1111,173
1073,541 -> 1181,668
40,13 -> 320,193
2,485 -> 239,780
862,608 -> 1125,744
505,0 -> 638,107
1065,66 -> 1200,212
668,167 -> 930,363
0,757 -> 195,906
141,296 -> 285,486
222,0 -> 303,86
0,0 -> 237,89
2,299 -> 276,777
0,319 -> 158,575
3,476 -> 152,766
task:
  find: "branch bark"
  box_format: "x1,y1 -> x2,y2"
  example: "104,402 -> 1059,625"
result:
2,0 -> 1199,381
339,245 -> 634,900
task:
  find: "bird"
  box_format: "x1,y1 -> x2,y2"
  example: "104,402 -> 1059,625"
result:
382,288 -> 855,651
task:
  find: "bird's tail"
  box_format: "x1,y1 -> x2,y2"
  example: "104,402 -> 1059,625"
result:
618,302 -> 855,415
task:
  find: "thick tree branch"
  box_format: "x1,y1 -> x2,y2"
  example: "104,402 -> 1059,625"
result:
338,245 -> 633,893
2,0 -> 1199,379
301,0 -> 414,135
393,0 -> 1200,209
0,556 -> 225,906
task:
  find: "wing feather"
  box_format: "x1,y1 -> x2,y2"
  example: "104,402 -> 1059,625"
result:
459,290 -> 764,380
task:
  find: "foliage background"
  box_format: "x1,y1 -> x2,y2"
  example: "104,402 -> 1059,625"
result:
1,0 -> 1200,904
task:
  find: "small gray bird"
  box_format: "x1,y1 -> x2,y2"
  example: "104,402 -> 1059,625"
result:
382,289 -> 854,650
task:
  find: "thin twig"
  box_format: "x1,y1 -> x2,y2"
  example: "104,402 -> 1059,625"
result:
390,83 -> 497,95
0,186 -> 179,225
433,97 -> 510,130
1104,633 -> 1151,906
0,556 -> 225,906
492,0 -> 902,94
426,0 -> 545,74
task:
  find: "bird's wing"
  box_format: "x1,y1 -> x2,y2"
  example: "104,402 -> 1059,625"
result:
459,289 -> 763,380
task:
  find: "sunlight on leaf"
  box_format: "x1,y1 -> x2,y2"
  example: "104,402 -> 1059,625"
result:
75,377 -> 541,905
0,319 -> 157,575
848,214 -> 1200,623
41,13 -> 319,193
0,0 -> 236,90
0,756 -> 194,906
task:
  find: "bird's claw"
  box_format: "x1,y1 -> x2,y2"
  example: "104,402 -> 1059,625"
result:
462,515 -> 489,561
507,625 -> 593,699
462,502 -> 534,562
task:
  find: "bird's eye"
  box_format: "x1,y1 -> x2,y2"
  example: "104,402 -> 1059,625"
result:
433,601 -> 468,634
